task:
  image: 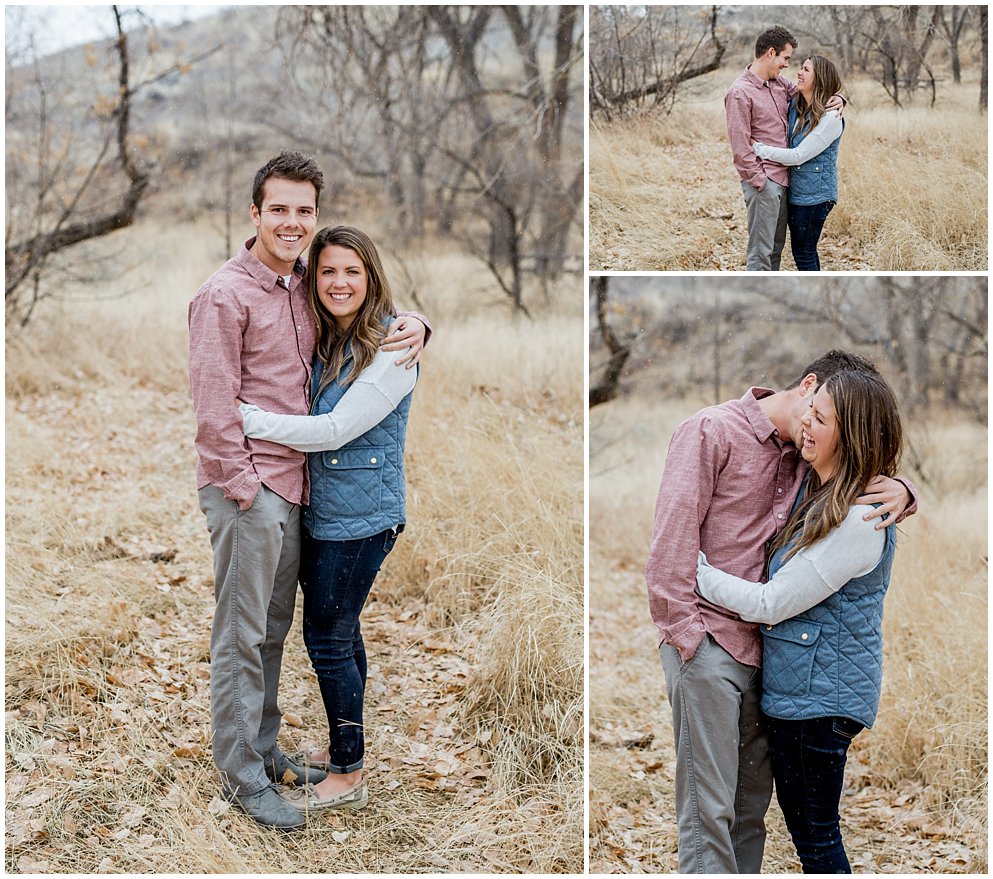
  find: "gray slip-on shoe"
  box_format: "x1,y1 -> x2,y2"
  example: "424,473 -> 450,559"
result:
280,781 -> 369,812
263,750 -> 329,786
227,784 -> 306,830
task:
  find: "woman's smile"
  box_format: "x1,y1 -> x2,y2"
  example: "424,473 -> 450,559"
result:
316,244 -> 369,330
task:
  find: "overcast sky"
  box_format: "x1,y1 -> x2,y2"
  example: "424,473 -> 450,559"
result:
5,4 -> 227,56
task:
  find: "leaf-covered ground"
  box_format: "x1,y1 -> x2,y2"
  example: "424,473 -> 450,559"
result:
589,564 -> 983,874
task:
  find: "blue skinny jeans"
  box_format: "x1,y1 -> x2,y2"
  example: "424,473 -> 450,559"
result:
299,527 -> 399,773
788,201 -> 835,271
766,713 -> 864,873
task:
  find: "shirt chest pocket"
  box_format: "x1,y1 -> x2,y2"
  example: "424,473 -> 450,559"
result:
318,447 -> 386,519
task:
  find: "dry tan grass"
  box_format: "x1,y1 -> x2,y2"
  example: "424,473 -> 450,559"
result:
5,218 -> 583,872
589,394 -> 988,872
590,73 -> 988,271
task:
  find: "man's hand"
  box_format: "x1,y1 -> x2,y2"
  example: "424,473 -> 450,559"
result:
381,317 -> 426,368
857,475 -> 910,530
826,92 -> 847,118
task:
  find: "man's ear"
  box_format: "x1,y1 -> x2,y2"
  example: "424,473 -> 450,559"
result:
799,373 -> 818,395
250,203 -> 261,229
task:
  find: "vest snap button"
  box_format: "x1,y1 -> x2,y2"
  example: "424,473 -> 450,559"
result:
331,458 -> 338,465
801,632 -> 809,640
767,625 -> 772,631
370,457 -> 377,464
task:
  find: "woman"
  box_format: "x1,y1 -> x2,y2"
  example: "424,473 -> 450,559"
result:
753,54 -> 845,271
696,369 -> 904,873
238,225 -> 418,812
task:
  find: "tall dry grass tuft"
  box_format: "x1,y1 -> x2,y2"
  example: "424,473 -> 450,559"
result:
5,220 -> 583,872
864,416 -> 988,847
590,73 -> 987,271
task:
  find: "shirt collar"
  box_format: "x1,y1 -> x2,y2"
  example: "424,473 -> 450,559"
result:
741,386 -> 781,444
235,237 -> 307,292
743,65 -> 768,88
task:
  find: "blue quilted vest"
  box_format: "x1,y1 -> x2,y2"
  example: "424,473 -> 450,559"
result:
760,490 -> 896,728
786,99 -> 844,206
303,327 -> 413,541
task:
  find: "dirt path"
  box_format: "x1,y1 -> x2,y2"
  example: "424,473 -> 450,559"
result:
5,384 -> 572,873
589,564 -> 979,874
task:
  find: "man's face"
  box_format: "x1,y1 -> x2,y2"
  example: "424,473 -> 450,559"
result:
786,374 -> 817,449
250,177 -> 319,274
766,44 -> 793,79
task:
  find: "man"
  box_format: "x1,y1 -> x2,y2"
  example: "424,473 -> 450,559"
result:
645,350 -> 916,873
189,151 -> 429,830
725,27 -> 845,271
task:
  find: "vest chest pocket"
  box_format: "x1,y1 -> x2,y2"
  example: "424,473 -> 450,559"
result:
318,446 -> 385,518
762,618 -> 822,697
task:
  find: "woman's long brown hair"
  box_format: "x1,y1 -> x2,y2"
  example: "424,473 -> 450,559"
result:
769,369 -> 903,562
794,54 -> 844,139
307,225 -> 396,400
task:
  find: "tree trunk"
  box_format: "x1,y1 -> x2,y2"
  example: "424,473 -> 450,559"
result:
980,7 -> 989,112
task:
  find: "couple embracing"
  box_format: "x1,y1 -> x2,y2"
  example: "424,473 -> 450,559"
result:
727,26 -> 847,271
189,152 -> 430,830
647,351 -> 917,873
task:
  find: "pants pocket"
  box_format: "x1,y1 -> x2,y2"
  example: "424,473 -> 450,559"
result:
831,716 -> 864,741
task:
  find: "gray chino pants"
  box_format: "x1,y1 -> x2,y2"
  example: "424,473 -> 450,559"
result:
660,634 -> 772,874
199,483 -> 301,795
742,179 -> 788,271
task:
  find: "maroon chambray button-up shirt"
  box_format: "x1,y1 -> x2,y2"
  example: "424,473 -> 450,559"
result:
724,66 -> 798,190
189,238 -> 315,511
645,388 -> 805,668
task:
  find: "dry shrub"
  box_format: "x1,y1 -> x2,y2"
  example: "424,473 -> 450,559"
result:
834,102 -> 987,270
590,73 -> 987,271
863,417 -> 988,839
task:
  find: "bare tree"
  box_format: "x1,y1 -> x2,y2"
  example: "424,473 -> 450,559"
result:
589,5 -> 726,119
934,6 -> 971,84
861,6 -> 943,107
980,6 -> 988,113
5,6 -> 218,326
589,277 -> 634,408
278,5 -> 583,316
5,7 -> 149,326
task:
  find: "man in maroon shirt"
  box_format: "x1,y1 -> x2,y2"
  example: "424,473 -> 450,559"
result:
189,152 -> 428,830
725,26 -> 798,272
646,351 -> 915,872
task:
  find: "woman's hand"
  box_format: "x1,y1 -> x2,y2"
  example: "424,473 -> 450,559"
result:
381,317 -> 426,368
857,475 -> 910,529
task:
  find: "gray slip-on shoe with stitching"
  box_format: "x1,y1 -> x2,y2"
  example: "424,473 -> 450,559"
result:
226,784 -> 306,830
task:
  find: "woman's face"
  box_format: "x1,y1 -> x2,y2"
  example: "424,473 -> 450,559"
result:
796,58 -> 816,99
315,244 -> 368,330
800,384 -> 841,480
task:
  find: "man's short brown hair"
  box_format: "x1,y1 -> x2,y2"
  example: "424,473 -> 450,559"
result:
755,26 -> 797,58
252,151 -> 325,210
